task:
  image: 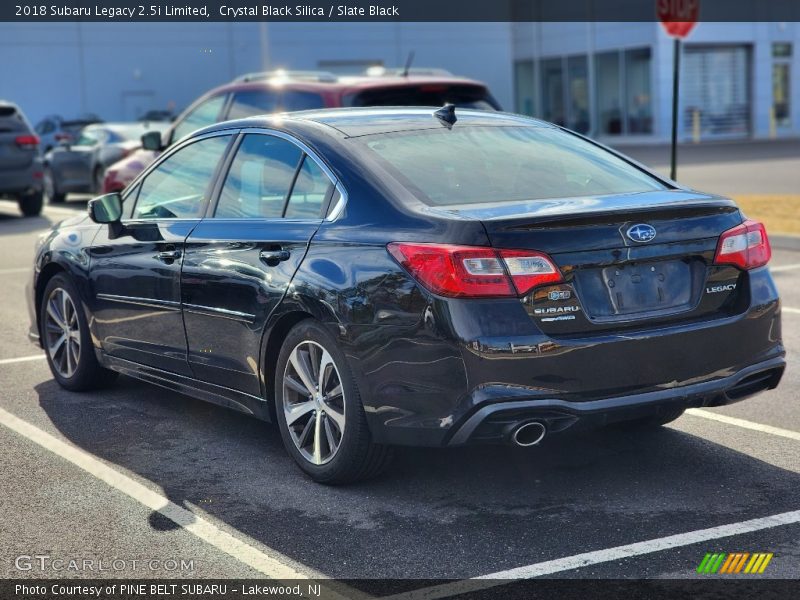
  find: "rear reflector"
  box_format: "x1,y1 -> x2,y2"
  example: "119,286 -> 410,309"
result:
387,242 -> 563,298
15,135 -> 39,150
714,220 -> 771,270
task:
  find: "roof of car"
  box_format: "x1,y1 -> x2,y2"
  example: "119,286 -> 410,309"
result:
195,107 -> 554,139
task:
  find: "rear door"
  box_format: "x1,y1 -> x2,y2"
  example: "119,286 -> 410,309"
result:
181,130 -> 336,394
89,132 -> 234,375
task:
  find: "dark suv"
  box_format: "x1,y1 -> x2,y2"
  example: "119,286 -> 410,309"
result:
102,70 -> 500,193
0,101 -> 44,216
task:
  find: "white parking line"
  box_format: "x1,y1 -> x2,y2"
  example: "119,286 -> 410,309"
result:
0,406 -> 358,598
0,354 -> 45,365
386,509 -> 800,600
783,306 -> 800,315
770,263 -> 800,273
687,409 -> 800,441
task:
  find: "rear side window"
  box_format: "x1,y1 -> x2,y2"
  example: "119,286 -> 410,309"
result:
357,126 -> 665,206
172,95 -> 227,141
133,135 -> 230,219
284,156 -> 332,219
227,90 -> 326,120
344,85 -> 500,110
215,134 -> 303,219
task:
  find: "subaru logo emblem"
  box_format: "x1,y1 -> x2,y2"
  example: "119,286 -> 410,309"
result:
626,224 -> 657,243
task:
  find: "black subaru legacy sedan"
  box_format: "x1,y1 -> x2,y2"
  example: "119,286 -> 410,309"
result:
27,107 -> 785,483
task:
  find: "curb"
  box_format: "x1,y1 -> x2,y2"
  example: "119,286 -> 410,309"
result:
771,234 -> 800,252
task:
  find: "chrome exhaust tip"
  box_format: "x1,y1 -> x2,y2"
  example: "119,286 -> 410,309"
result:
510,421 -> 546,447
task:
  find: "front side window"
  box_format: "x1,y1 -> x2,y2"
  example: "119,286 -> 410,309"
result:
172,95 -> 227,141
215,134 -> 302,219
132,135 -> 230,220
357,125 -> 666,207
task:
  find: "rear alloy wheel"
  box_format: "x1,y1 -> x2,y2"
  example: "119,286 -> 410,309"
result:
40,274 -> 117,391
43,167 -> 66,204
275,320 -> 393,484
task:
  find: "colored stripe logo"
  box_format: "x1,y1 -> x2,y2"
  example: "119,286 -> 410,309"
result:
697,552 -> 773,574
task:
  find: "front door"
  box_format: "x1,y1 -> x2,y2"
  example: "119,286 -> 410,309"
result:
88,132 -> 234,376
182,132 -> 336,394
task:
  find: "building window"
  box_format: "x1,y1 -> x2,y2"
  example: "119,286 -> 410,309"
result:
514,60 -> 536,116
540,58 -> 565,126
593,47 -> 653,136
772,43 -> 791,128
595,51 -> 622,134
625,48 -> 653,134
567,55 -> 590,133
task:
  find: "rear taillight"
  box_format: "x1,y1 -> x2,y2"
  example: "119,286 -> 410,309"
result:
15,135 -> 39,150
54,133 -> 72,142
387,242 -> 563,298
714,220 -> 771,270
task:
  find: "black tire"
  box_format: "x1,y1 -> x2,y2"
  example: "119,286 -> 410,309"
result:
40,274 -> 118,391
44,167 -> 66,204
18,191 -> 43,216
617,406 -> 686,430
274,319 -> 393,484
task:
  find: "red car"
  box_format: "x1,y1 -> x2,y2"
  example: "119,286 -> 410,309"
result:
102,70 -> 500,193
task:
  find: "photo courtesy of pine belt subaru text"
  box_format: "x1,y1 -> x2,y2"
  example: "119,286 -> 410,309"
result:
26,107 -> 785,484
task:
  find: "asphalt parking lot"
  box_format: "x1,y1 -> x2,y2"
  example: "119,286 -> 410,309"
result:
1,197 -> 799,591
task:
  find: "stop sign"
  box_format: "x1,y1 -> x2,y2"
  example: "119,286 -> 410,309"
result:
657,0 -> 699,38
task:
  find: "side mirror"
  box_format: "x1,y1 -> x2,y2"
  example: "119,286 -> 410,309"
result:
88,192 -> 122,224
141,130 -> 165,151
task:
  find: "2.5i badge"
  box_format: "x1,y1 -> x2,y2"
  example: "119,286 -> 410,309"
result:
706,283 -> 737,294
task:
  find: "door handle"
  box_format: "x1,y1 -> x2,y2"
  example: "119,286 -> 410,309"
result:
259,249 -> 290,265
157,249 -> 182,262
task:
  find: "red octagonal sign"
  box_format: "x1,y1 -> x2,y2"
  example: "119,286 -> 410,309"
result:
657,0 -> 700,39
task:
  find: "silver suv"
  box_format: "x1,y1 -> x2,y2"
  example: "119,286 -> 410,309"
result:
0,101 -> 43,216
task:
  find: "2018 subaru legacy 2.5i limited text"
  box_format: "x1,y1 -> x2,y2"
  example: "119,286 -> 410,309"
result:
27,107 -> 785,483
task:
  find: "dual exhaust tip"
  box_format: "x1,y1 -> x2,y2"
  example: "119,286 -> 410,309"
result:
509,421 -> 547,447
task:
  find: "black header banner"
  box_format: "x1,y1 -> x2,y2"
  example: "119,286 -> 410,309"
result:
3,579 -> 800,600
3,0 -> 800,22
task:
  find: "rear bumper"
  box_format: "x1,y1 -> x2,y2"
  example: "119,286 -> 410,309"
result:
447,355 -> 785,445
0,163 -> 42,195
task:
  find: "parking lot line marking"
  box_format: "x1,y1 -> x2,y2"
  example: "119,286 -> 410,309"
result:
385,509 -> 800,600
782,307 -> 800,315
0,354 -> 45,365
770,263 -> 800,273
0,406 -> 360,597
686,408 -> 800,441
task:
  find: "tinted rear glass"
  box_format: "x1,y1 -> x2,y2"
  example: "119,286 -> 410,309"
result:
344,85 -> 500,110
357,126 -> 666,206
0,106 -> 28,132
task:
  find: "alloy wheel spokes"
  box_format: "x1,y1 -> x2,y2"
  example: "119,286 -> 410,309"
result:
283,340 -> 346,465
44,288 -> 81,378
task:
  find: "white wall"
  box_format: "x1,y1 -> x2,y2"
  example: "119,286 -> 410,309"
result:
0,22 -> 514,125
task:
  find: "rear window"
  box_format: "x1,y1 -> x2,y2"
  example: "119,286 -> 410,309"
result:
357,126 -> 666,206
344,85 -> 500,110
0,106 -> 28,132
227,90 -> 326,119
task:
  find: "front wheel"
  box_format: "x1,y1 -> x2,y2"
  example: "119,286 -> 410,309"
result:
274,319 -> 393,484
40,274 -> 118,391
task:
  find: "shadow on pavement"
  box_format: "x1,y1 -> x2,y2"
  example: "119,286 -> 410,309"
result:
35,375 -> 800,580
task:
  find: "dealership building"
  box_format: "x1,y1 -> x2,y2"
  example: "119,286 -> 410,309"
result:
2,21 -> 797,143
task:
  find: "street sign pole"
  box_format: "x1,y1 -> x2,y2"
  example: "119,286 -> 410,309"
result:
670,37 -> 681,181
